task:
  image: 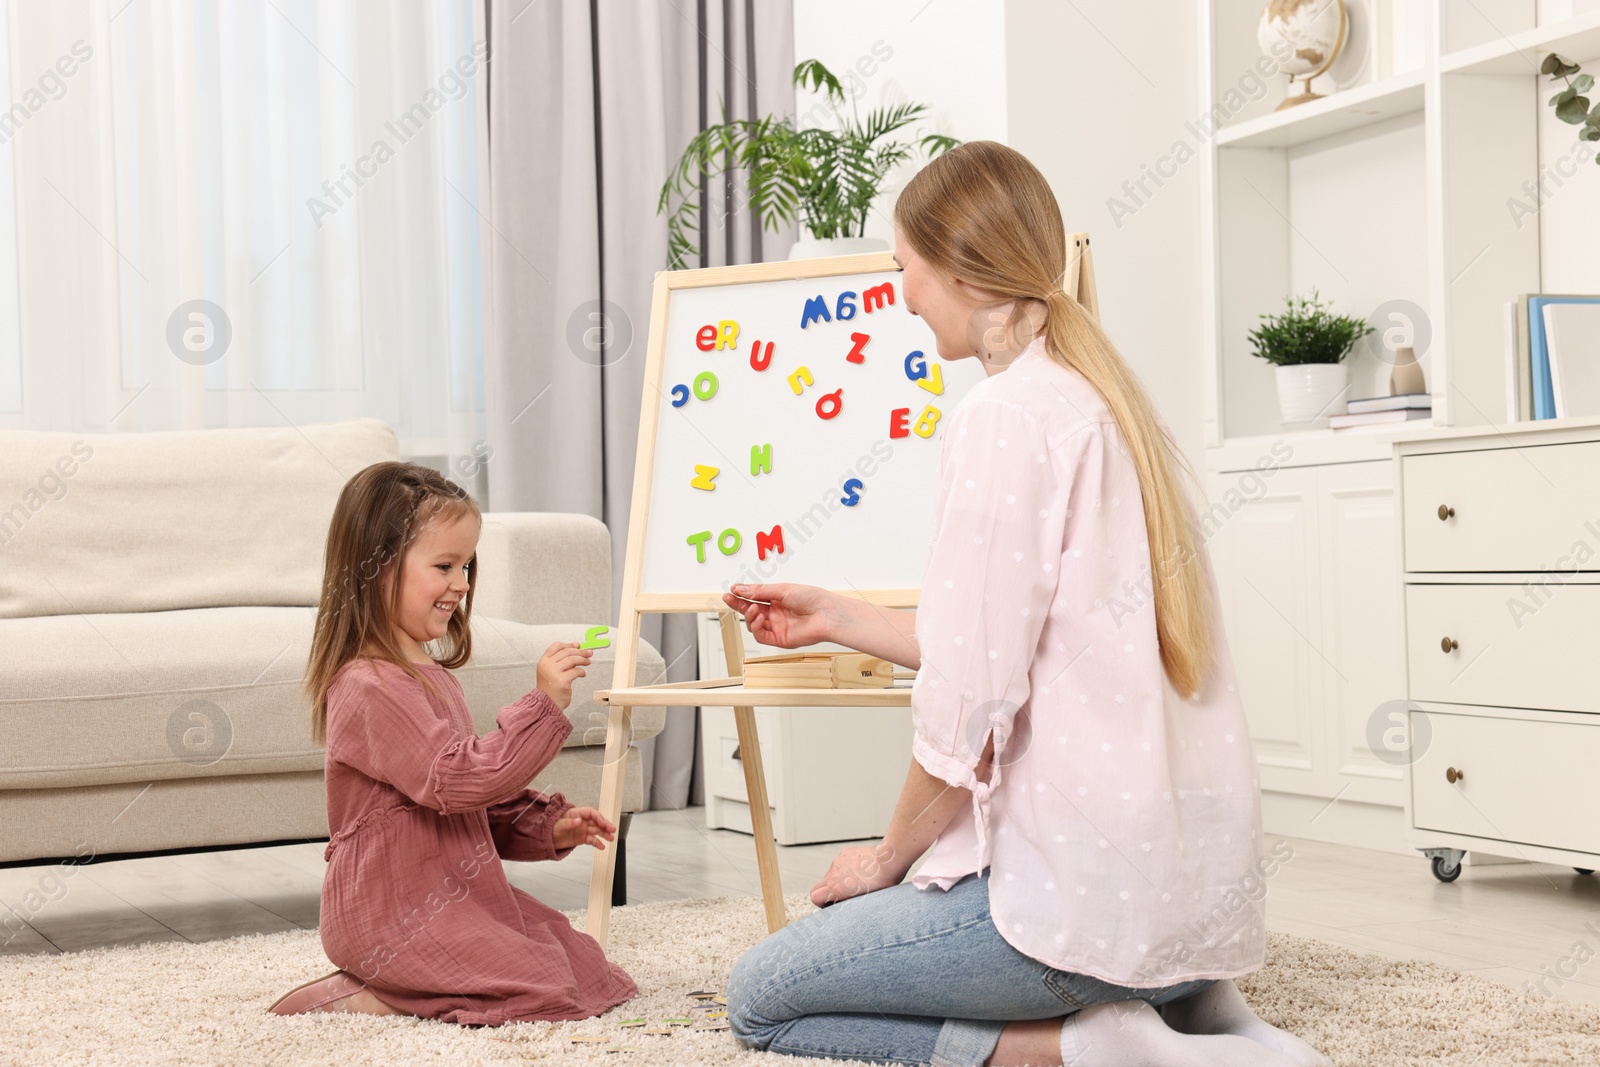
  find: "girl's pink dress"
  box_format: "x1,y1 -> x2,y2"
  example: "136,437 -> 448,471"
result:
318,657 -> 637,1025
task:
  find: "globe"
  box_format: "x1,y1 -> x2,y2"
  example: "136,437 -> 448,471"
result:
1254,0 -> 1344,78
1257,0 -> 1348,108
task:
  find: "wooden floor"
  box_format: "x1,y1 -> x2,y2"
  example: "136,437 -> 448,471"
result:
3,808 -> 1599,1007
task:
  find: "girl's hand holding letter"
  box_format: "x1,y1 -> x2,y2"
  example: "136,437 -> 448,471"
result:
537,641 -> 592,709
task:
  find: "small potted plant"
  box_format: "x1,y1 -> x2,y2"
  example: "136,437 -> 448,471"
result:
1248,290 -> 1373,425
657,59 -> 958,269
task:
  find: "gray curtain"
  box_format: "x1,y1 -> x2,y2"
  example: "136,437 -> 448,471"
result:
481,0 -> 796,809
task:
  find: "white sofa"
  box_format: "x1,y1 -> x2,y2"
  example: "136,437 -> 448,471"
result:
0,417 -> 664,878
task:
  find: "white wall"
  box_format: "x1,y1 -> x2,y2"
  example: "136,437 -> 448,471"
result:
1004,0 -> 1205,469
792,0 -> 1008,243
793,0 -> 1206,468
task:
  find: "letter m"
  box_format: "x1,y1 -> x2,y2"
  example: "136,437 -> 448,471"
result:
862,282 -> 896,313
756,525 -> 785,561
800,295 -> 831,329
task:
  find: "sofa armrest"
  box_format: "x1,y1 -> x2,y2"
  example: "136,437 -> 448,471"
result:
473,512 -> 612,626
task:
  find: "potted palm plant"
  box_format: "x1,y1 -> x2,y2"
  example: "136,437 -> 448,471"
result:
1249,290 -> 1373,425
658,59 -> 958,268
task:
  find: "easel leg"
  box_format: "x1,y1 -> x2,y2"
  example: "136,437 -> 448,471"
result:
732,703 -> 788,934
718,609 -> 786,932
585,702 -> 633,948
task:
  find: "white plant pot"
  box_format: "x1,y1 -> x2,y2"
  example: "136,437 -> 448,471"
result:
787,235 -> 888,261
1275,363 -> 1349,425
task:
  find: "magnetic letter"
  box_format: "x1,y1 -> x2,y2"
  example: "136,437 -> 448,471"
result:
580,625 -> 611,649
750,339 -> 774,371
695,325 -> 717,351
917,363 -> 945,395
691,464 -> 719,491
716,319 -> 739,350
787,366 -> 814,394
756,524 -> 785,561
835,291 -> 857,321
686,530 -> 712,563
904,350 -> 928,381
846,332 -> 870,364
717,528 -> 742,556
816,388 -> 844,420
693,371 -> 719,400
750,443 -> 773,475
862,281 -> 896,313
889,407 -> 911,438
913,405 -> 941,438
670,383 -> 689,407
800,295 -> 831,329
841,478 -> 863,507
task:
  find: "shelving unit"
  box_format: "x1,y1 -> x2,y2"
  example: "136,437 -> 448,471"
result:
1440,7 -> 1600,73
1199,0 -> 1600,458
1198,0 -> 1600,854
1215,70 -> 1424,149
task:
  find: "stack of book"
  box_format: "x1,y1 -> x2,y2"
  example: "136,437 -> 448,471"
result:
1504,294 -> 1600,421
1329,393 -> 1432,430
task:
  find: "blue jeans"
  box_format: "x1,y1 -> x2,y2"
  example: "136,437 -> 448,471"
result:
726,871 -> 1214,1067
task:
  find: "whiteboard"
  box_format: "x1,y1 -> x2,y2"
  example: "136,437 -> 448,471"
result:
634,254 -> 984,599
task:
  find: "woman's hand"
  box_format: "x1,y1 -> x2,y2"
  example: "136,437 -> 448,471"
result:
552,806 -> 616,852
809,843 -> 904,907
721,583 -> 837,648
536,641 -> 593,709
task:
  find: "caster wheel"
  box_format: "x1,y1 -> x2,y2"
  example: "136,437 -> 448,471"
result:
1431,855 -> 1462,883
1576,868 -> 1595,876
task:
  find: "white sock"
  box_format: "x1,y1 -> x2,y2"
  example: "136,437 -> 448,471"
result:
1059,999 -> 1302,1067
1157,980 -> 1331,1066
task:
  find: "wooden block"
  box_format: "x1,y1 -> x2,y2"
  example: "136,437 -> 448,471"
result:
741,651 -> 895,689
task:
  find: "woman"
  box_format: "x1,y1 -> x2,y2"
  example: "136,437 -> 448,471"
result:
720,142 -> 1329,1067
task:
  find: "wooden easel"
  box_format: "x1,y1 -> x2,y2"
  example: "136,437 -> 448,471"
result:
583,239 -> 1100,948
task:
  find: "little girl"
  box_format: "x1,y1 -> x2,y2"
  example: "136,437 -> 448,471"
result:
269,460 -> 637,1024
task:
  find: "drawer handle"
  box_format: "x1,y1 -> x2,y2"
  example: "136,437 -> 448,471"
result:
1440,636 -> 1459,653
1437,504 -> 1455,521
1446,766 -> 1465,784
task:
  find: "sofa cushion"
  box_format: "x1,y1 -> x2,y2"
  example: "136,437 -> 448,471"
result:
0,418 -> 398,619
0,606 -> 665,790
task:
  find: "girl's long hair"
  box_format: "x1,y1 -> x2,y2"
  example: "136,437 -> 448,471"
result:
894,140 -> 1214,699
305,461 -> 480,743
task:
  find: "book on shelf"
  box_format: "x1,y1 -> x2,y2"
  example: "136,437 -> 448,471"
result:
1506,294 -> 1600,421
1544,302 -> 1600,419
1345,392 -> 1431,414
1328,408 -> 1433,430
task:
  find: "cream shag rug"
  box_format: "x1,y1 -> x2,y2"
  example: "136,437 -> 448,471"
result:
1,893 -> 1597,1066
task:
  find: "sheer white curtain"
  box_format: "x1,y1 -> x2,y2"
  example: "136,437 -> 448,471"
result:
3,0 -> 484,492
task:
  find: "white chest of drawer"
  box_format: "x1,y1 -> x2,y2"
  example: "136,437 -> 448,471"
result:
1397,419 -> 1600,883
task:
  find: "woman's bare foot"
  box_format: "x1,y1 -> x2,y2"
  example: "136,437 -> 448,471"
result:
1158,980 -> 1330,1066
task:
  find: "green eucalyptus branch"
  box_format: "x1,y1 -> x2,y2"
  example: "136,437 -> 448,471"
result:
1541,53 -> 1600,157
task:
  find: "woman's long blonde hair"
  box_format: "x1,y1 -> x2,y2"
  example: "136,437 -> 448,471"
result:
304,461 -> 480,743
895,140 -> 1214,699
